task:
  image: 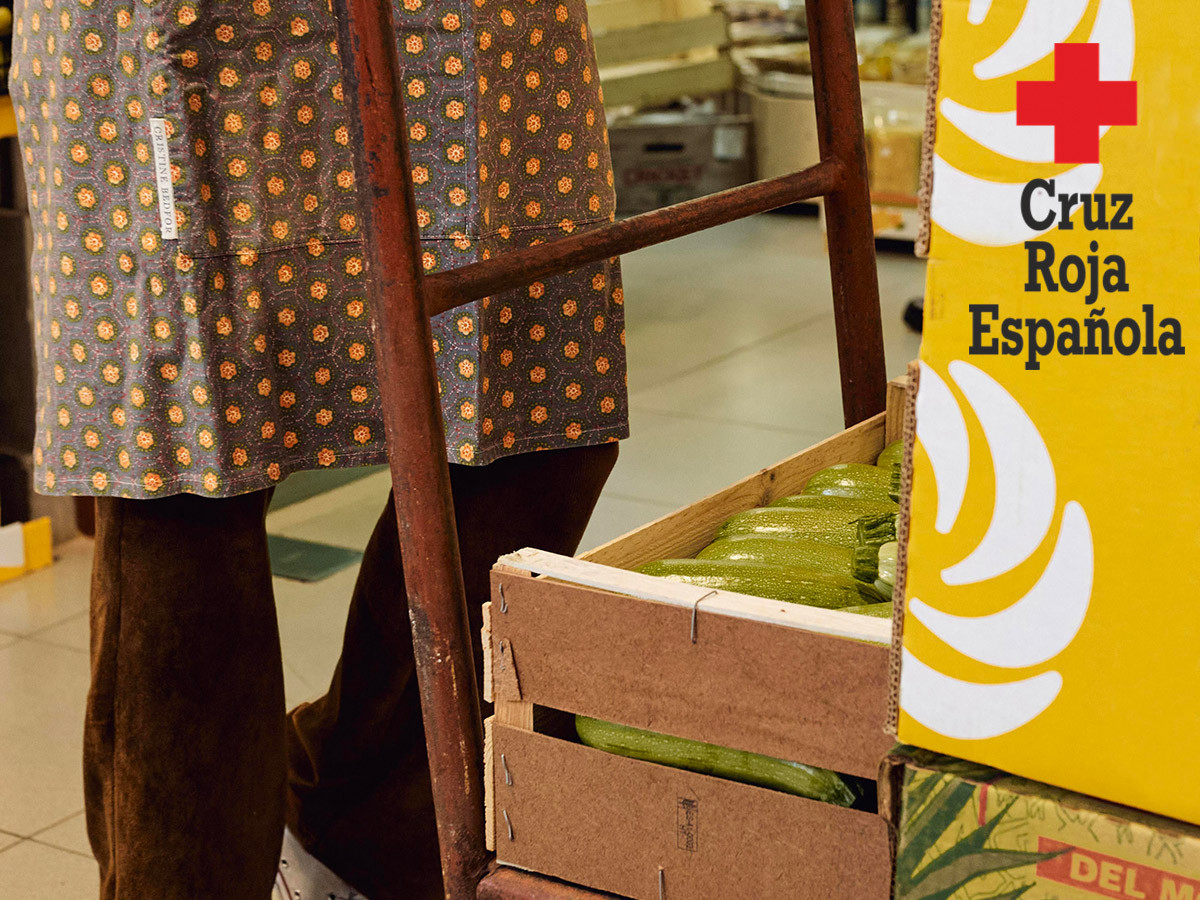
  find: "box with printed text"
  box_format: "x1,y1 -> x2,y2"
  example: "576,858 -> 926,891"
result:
896,0 -> 1200,826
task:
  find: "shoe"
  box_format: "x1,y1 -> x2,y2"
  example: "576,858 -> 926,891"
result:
274,827 -> 370,900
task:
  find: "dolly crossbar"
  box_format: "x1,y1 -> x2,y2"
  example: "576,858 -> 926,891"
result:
425,159 -> 846,315
477,868 -> 617,900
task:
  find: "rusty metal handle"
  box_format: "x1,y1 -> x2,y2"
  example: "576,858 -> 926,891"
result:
332,0 -> 490,897
424,159 -> 845,315
807,0 -> 889,426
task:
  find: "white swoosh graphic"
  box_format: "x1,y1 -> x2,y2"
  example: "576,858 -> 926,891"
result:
900,649 -> 1063,740
916,363 -> 970,535
940,100 -> 1055,163
1090,0 -> 1135,82
911,502 -> 1093,667
939,0 -> 1135,163
942,361 -> 1055,586
968,0 -> 993,26
930,155 -> 1102,247
974,0 -> 1090,80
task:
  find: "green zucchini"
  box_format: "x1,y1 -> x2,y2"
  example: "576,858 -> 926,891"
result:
876,441 -> 904,469
876,541 -> 898,587
769,494 -> 898,515
575,715 -> 858,806
699,535 -> 886,591
696,536 -> 856,578
716,507 -> 896,548
802,463 -> 895,504
842,601 -> 894,618
851,542 -> 882,584
857,513 -> 899,547
637,559 -> 880,608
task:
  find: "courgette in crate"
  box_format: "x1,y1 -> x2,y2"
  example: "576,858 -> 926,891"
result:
575,715 -> 858,806
716,507 -> 896,548
696,535 -> 859,579
841,602 -> 894,618
876,440 -> 904,470
637,559 -> 881,608
875,541 -> 898,598
803,463 -> 896,504
769,494 -> 898,515
854,540 -> 899,599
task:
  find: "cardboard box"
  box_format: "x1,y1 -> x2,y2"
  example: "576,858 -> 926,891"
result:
608,113 -> 753,215
591,0 -> 736,111
895,0 -> 1200,827
887,747 -> 1200,900
482,381 -> 912,899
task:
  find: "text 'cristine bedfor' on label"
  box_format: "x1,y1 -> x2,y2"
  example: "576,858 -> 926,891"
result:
149,117 -> 178,241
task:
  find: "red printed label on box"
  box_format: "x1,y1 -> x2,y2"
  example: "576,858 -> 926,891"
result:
1037,838 -> 1200,900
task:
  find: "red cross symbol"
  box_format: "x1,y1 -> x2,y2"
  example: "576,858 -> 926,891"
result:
1016,43 -> 1137,165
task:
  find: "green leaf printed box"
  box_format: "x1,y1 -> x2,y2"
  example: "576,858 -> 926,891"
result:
889,747 -> 1200,900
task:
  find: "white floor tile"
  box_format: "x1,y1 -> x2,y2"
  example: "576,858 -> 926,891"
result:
273,566 -> 360,699
631,316 -> 848,433
0,840 -> 98,900
284,659 -> 322,711
632,302 -> 921,438
0,641 -> 89,836
266,469 -> 392,550
33,812 -> 91,858
578,493 -> 677,554
0,539 -> 93,636
622,216 -> 838,390
622,216 -> 925,393
29,612 -> 89,654
605,407 -> 828,509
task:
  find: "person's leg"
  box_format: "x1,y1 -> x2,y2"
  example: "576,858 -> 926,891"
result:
286,442 -> 619,900
87,491 -> 285,900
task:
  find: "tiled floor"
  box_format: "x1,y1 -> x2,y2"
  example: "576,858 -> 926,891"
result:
0,214 -> 923,895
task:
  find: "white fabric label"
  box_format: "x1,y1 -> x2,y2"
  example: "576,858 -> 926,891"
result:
0,522 -> 26,569
149,117 -> 179,240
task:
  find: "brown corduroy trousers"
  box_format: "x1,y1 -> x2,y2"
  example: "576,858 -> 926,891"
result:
85,443 -> 618,900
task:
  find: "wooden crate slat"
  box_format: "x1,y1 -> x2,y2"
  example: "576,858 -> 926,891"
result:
487,571 -> 894,779
490,724 -> 892,900
587,0 -> 713,33
592,10 -> 729,68
497,548 -> 890,643
581,412 -> 888,570
599,54 -> 736,109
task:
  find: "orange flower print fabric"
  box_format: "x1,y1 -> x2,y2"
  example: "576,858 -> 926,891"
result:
10,0 -> 627,498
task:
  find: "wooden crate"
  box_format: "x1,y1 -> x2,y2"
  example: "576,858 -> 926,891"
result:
481,381 -> 908,900
589,0 -> 735,109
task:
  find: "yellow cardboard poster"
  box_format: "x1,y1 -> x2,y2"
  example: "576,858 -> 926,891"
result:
897,0 -> 1200,826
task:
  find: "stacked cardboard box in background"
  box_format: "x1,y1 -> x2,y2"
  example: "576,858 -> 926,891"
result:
888,748 -> 1200,900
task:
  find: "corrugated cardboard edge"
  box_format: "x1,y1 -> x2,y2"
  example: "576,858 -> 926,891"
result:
914,0 -> 944,259
886,361 -> 920,737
